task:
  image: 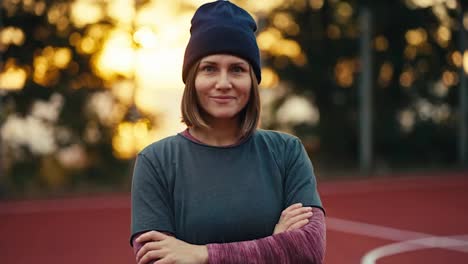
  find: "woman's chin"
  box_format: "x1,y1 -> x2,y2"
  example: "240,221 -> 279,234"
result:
206,112 -> 239,121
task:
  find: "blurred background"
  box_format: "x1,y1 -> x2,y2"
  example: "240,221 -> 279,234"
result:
1,1 -> 468,264
1,0 -> 467,198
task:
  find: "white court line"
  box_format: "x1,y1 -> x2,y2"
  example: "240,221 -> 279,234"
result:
327,217 -> 431,241
361,235 -> 468,264
327,216 -> 468,245
327,217 -> 468,263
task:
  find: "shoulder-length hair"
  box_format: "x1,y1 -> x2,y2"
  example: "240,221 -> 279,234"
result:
181,59 -> 260,138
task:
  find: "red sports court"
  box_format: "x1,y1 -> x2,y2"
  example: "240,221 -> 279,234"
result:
1,172 -> 467,263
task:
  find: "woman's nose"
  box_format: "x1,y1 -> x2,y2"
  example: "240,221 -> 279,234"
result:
215,71 -> 232,89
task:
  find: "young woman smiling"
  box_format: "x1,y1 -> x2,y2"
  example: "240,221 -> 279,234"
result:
188,54 -> 254,146
130,1 -> 326,264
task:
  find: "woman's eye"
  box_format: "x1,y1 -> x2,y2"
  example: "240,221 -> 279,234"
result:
200,66 -> 215,72
231,66 -> 246,73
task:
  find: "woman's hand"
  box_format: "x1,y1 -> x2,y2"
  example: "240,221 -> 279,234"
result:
273,203 -> 313,235
135,231 -> 208,264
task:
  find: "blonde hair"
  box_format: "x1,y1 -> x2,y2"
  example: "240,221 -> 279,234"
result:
181,60 -> 260,138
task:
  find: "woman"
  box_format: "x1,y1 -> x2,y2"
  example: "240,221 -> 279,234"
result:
130,1 -> 326,263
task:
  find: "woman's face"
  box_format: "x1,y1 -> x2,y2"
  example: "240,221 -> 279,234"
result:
195,54 -> 252,123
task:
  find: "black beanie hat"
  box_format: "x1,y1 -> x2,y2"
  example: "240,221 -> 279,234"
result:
182,0 -> 261,84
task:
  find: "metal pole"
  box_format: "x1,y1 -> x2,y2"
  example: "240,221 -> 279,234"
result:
0,96 -> 3,179
359,6 -> 373,174
459,3 -> 467,166
0,94 -> 3,178
0,8 -> 4,178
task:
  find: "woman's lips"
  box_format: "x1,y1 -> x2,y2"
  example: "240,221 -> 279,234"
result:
210,96 -> 235,103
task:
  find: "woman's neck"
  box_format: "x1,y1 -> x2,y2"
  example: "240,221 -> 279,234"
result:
189,119 -> 242,146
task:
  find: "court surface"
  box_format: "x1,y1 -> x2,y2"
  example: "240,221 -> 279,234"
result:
1,172 -> 467,263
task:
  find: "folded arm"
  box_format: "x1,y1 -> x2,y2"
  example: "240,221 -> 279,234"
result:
207,207 -> 325,264
133,207 -> 325,264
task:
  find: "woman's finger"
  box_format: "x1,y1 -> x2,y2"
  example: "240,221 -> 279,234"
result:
136,230 -> 168,243
287,207 -> 313,221
282,203 -> 303,214
138,248 -> 165,264
281,206 -> 312,222
275,205 -> 309,234
138,250 -> 164,264
287,219 -> 309,231
136,241 -> 164,263
284,211 -> 313,229
155,256 -> 172,264
279,203 -> 303,221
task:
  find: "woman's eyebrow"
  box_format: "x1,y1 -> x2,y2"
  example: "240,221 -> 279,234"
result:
200,61 -> 248,66
200,60 -> 217,65
231,62 -> 248,66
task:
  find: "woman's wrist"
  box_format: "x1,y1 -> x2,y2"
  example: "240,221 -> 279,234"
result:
195,245 -> 209,264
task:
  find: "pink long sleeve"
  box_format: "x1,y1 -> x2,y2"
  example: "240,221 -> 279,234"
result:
207,207 -> 326,264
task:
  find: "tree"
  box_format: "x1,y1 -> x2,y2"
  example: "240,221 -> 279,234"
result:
257,0 -> 464,173
0,1 -> 140,196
